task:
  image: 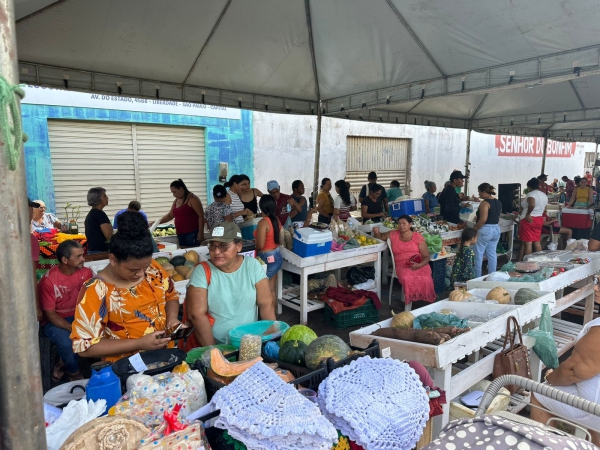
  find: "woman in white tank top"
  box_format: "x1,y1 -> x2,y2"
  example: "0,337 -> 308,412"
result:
530,289 -> 600,444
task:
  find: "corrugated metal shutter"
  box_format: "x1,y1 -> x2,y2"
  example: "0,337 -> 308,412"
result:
48,120 -> 137,228
345,136 -> 410,200
135,124 -> 207,223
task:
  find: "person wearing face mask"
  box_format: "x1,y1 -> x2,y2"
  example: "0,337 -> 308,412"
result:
71,211 -> 181,362
439,171 -> 468,224
184,221 -> 275,348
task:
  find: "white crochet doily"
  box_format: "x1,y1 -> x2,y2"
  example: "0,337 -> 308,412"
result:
211,362 -> 337,450
318,356 -> 429,450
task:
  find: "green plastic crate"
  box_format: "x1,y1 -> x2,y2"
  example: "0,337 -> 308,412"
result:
324,299 -> 379,329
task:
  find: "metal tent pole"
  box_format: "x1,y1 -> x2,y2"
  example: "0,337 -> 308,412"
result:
541,134 -> 549,174
464,125 -> 472,196
593,139 -> 599,178
312,102 -> 322,206
0,0 -> 47,447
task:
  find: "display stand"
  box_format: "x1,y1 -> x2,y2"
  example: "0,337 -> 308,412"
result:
277,243 -> 385,324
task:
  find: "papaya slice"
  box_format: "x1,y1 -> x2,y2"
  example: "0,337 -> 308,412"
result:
210,348 -> 262,377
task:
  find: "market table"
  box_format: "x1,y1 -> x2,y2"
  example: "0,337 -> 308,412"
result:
277,241 -> 386,324
350,288 -> 556,435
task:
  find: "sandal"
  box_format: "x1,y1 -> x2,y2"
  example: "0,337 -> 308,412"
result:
52,359 -> 65,383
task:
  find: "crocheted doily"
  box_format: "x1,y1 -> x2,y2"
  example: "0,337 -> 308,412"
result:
318,356 -> 429,450
211,362 -> 337,450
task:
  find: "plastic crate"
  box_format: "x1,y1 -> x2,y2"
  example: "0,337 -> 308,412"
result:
429,258 -> 447,294
326,340 -> 380,373
324,299 -> 379,329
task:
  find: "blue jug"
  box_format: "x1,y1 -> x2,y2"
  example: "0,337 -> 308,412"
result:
86,361 -> 122,414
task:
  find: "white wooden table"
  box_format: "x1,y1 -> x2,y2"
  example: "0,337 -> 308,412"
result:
277,243 -> 386,324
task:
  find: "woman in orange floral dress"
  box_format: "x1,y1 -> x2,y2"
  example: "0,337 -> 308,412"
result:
71,212 -> 181,362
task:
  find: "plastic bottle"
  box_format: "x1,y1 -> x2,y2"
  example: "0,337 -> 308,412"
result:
86,361 -> 122,414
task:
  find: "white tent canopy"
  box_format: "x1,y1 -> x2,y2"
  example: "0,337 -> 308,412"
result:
14,0 -> 600,142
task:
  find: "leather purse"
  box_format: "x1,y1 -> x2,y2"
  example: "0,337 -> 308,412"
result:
493,316 -> 531,394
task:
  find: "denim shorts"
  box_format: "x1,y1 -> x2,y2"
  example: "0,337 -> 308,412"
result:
256,248 -> 283,279
177,231 -> 199,248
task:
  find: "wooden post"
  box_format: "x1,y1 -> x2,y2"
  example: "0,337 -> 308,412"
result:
312,102 -> 322,206
0,0 -> 47,447
541,134 -> 549,174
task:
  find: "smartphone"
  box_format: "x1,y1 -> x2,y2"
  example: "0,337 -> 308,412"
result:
164,324 -> 195,341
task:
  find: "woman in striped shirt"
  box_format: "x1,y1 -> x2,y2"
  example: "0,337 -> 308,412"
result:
225,175 -> 253,224
332,179 -> 356,222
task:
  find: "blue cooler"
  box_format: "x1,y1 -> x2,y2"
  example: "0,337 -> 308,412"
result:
390,199 -> 425,218
238,218 -> 262,240
292,228 -> 332,257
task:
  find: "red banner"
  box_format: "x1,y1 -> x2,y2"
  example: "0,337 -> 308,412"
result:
495,135 -> 576,158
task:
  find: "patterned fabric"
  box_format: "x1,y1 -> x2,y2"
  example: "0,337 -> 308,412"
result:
451,246 -> 475,285
31,212 -> 59,232
204,202 -> 233,230
317,356 -> 429,450
390,231 -> 437,303
70,260 -> 179,362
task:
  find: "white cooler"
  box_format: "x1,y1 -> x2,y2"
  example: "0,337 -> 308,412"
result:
292,228 -> 332,257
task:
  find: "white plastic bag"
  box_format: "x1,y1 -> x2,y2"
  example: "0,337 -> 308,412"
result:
353,279 -> 376,291
487,271 -> 511,281
46,398 -> 106,450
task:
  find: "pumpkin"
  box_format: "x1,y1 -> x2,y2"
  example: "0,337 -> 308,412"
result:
166,269 -> 175,277
162,263 -> 175,272
170,256 -> 187,267
449,290 -> 474,302
280,325 -> 317,347
210,348 -> 262,377
184,251 -> 200,264
185,269 -> 194,280
172,274 -> 184,282
515,288 -> 539,305
206,367 -> 236,386
278,340 -> 308,366
391,310 -> 415,329
486,287 -> 511,304
155,257 -> 170,266
184,260 -> 196,271
304,335 -> 351,370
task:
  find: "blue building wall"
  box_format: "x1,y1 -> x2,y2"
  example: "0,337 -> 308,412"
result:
21,105 -> 254,212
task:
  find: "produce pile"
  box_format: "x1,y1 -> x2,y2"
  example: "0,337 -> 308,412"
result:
330,220 -> 382,251
408,214 -> 465,234
154,251 -> 199,281
152,225 -> 176,237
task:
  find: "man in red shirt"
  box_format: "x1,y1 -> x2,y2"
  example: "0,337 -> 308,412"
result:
39,240 -> 93,381
266,180 -> 302,225
585,171 -> 593,186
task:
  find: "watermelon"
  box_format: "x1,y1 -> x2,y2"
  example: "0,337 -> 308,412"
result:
280,325 -> 317,347
304,335 -> 351,370
155,257 -> 170,266
278,340 -> 307,366
515,288 -> 539,305
170,256 -> 187,267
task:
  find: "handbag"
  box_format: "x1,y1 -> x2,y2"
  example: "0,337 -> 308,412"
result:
493,316 -> 531,394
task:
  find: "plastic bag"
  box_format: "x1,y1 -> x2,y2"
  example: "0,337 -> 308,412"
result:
413,312 -> 468,329
46,399 -> 107,450
527,304 -> 559,369
424,234 -> 443,254
353,279 -> 376,290
346,266 -> 375,285
487,271 -> 511,281
500,262 -> 515,272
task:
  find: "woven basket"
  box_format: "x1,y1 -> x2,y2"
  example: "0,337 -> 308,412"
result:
60,416 -> 150,450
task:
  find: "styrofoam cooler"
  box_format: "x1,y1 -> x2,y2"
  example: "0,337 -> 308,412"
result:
238,217 -> 262,240
560,208 -> 593,228
390,199 -> 424,218
292,228 -> 332,257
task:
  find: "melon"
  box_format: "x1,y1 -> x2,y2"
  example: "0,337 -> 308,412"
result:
172,274 -> 184,282
280,325 -> 317,347
162,263 -> 174,272
184,251 -> 199,264
155,257 -> 170,266
170,256 -> 187,267
515,288 -> 539,305
391,310 -> 415,329
304,335 -> 351,370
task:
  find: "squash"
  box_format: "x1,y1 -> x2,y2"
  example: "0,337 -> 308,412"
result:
278,340 -> 308,366
155,257 -> 170,266
185,269 -> 193,280
515,288 -> 539,305
210,348 -> 262,377
172,274 -> 184,282
206,367 -> 236,386
449,290 -> 474,302
486,287 -> 511,304
170,256 -> 187,267
166,269 -> 175,277
184,251 -> 199,264
175,265 -> 191,277
391,310 -> 415,329
304,335 -> 351,370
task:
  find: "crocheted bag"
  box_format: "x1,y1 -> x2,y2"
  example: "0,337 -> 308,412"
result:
318,356 -> 429,450
211,362 -> 337,450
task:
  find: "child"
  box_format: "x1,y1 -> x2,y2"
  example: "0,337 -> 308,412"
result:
451,227 -> 478,286
254,195 -> 283,308
204,185 -> 234,230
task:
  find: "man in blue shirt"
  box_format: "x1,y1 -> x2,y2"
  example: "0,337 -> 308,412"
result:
113,201 -> 148,229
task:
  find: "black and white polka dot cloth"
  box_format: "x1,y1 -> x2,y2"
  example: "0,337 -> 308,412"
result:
423,415 -> 598,450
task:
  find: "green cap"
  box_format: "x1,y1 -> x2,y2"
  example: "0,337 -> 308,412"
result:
205,221 -> 242,243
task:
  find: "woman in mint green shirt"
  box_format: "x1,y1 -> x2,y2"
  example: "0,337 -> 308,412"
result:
185,221 -> 275,345
387,180 -> 403,202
